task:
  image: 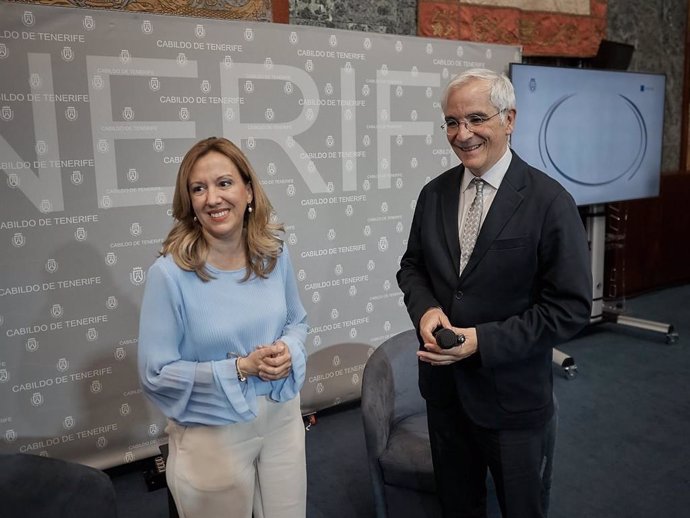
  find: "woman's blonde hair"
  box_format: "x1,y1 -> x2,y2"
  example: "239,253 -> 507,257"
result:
161,137 -> 284,282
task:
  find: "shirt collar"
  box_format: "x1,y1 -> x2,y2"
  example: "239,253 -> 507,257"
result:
461,146 -> 512,192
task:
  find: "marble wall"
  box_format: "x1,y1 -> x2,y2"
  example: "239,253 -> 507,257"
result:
607,0 -> 686,172
289,0 -> 417,35
289,0 -> 687,173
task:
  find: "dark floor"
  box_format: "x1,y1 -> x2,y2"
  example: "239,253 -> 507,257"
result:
110,284 -> 690,518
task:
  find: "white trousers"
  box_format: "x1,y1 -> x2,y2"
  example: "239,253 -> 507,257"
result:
165,396 -> 306,518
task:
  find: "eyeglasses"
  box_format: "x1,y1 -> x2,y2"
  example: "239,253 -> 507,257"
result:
441,111 -> 503,135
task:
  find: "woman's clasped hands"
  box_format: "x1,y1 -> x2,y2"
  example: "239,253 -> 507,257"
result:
237,341 -> 292,381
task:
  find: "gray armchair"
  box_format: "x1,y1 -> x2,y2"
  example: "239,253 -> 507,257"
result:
361,329 -> 558,518
361,329 -> 440,518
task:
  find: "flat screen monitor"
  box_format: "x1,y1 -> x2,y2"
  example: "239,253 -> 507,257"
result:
509,63 -> 665,206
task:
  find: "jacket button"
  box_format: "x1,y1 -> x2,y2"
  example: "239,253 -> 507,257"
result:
455,290 -> 463,299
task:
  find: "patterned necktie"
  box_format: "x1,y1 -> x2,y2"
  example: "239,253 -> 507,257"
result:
460,178 -> 484,274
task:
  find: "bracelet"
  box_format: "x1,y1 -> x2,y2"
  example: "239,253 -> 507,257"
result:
235,357 -> 247,382
227,352 -> 247,382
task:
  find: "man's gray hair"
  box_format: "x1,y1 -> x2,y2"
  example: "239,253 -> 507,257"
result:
441,68 -> 516,123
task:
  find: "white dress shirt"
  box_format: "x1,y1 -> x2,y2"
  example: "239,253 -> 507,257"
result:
458,146 -> 513,242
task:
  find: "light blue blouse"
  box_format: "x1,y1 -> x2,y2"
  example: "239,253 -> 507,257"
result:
137,246 -> 308,426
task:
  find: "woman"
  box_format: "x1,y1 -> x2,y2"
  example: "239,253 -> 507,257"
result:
138,137 -> 308,518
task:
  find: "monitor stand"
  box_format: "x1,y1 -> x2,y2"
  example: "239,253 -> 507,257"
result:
552,204 -> 679,380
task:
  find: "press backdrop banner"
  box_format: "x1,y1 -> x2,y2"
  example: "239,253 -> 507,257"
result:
0,2 -> 519,468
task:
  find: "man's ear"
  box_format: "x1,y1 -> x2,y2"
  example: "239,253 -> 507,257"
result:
504,109 -> 516,135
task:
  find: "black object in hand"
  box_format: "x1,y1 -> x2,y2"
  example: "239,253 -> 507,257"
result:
433,327 -> 465,349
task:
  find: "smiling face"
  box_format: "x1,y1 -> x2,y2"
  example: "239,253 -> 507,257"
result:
188,150 -> 253,246
445,78 -> 515,176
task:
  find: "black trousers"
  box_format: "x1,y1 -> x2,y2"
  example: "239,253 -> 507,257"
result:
426,397 -> 555,518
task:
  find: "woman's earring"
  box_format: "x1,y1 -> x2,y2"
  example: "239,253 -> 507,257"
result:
247,205 -> 253,213
193,216 -> 198,222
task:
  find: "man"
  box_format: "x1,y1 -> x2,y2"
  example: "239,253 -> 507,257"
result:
397,68 -> 592,518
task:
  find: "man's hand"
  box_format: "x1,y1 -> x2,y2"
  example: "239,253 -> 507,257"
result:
417,315 -> 478,366
419,307 -> 450,345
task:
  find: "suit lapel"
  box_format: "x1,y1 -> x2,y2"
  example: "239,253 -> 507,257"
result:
460,152 -> 528,280
440,166 -> 463,277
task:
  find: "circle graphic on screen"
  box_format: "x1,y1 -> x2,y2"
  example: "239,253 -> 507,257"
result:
538,93 -> 647,186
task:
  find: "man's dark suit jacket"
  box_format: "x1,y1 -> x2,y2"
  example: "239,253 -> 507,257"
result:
397,150 -> 592,430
